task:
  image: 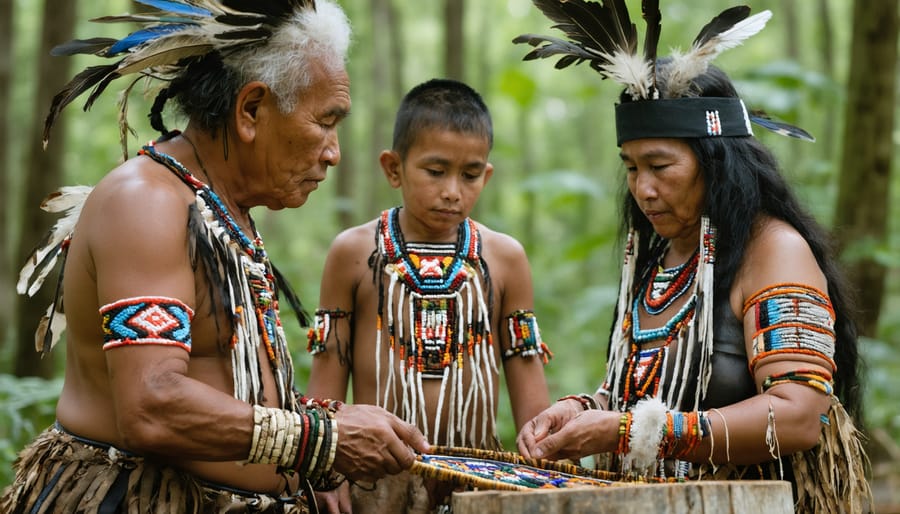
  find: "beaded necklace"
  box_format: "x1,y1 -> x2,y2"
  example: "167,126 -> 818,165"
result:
642,249 -> 699,315
374,207 -> 498,448
139,143 -> 294,408
602,217 -> 718,480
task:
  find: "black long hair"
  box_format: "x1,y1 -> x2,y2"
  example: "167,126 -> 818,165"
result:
616,64 -> 863,418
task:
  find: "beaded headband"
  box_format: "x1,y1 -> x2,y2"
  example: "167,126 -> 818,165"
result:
615,97 -> 753,145
514,1 -> 814,145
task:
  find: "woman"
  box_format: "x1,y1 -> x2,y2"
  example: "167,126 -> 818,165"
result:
513,2 -> 870,513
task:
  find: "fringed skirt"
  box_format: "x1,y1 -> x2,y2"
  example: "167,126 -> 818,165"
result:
699,398 -> 871,514
0,423 -> 309,513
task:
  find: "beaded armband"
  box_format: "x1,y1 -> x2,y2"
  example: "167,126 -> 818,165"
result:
503,309 -> 552,363
100,296 -> 194,352
763,368 -> 834,396
306,308 -> 352,356
248,398 -> 343,491
743,283 -> 837,373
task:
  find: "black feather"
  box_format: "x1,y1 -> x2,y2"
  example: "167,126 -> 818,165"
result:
51,37 -> 117,56
749,110 -> 816,142
532,0 -> 636,56
641,0 -> 661,94
215,13 -> 273,26
39,249 -> 67,358
641,0 -> 660,63
188,204 -> 230,342
214,28 -> 273,41
83,71 -> 122,111
692,5 -> 751,47
221,0 -> 314,21
43,63 -> 120,145
512,33 -> 601,70
516,0 -> 640,76
272,264 -> 310,327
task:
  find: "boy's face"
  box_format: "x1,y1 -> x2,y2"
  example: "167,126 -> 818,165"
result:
380,127 -> 493,240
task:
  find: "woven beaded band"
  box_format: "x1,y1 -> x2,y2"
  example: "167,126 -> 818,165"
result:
247,399 -> 343,491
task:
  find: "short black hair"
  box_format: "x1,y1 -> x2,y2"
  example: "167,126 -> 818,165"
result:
392,78 -> 493,158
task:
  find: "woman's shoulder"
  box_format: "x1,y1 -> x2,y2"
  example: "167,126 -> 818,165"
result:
736,215 -> 827,297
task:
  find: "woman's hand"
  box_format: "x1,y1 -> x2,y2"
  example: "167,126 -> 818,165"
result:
518,400 -> 621,461
516,399 -> 584,459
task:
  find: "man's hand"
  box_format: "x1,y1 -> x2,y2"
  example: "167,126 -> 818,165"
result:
332,404 -> 429,481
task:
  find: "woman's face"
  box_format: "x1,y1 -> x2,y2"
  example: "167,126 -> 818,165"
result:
620,138 -> 705,246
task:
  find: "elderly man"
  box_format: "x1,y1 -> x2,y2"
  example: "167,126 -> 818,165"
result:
2,1 -> 428,512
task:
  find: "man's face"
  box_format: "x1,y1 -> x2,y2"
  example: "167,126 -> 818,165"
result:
249,61 -> 351,210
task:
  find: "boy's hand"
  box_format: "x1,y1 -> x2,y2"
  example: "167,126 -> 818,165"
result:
314,481 -> 351,514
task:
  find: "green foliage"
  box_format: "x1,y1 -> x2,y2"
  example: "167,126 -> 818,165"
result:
0,375 -> 62,488
861,336 -> 900,442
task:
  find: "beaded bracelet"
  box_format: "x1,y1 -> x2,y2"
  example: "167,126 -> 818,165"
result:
558,393 -> 601,410
247,400 -> 342,491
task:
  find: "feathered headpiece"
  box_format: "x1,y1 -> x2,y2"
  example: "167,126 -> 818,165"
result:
44,0 -> 316,150
514,0 -> 814,145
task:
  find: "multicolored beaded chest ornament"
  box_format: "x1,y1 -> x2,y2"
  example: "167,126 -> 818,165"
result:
374,207 -> 495,447
356,207 -> 548,447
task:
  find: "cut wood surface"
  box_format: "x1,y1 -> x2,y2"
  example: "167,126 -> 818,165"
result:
451,480 -> 793,514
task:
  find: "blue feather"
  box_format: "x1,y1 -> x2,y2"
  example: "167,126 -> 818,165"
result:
108,24 -> 195,55
134,0 -> 212,18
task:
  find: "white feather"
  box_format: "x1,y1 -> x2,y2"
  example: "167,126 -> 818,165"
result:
623,396 -> 667,475
665,10 -> 772,98
17,186 -> 92,296
35,306 -> 67,353
599,51 -> 655,101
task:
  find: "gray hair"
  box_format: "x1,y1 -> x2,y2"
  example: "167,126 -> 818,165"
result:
162,0 -> 351,133
227,0 -> 352,114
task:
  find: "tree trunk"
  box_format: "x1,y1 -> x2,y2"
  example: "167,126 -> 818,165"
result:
0,0 -> 13,349
362,0 -> 396,223
833,0 -> 898,337
13,0 -> 77,377
444,0 -> 464,80
817,0 -> 837,159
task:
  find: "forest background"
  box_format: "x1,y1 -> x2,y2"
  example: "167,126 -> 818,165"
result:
1,0 -> 899,508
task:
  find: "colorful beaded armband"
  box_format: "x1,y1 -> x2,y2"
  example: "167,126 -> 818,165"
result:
743,283 -> 837,373
763,368 -> 834,395
307,308 -> 352,355
99,296 -> 194,352
503,309 -> 552,363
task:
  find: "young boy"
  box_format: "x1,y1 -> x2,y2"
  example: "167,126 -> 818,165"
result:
306,78 -> 551,513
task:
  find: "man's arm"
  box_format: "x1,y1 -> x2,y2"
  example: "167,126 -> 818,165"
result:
88,169 -> 258,460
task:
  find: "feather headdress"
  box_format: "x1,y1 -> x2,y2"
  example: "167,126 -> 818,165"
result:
44,0 -> 316,149
514,0 -> 814,143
